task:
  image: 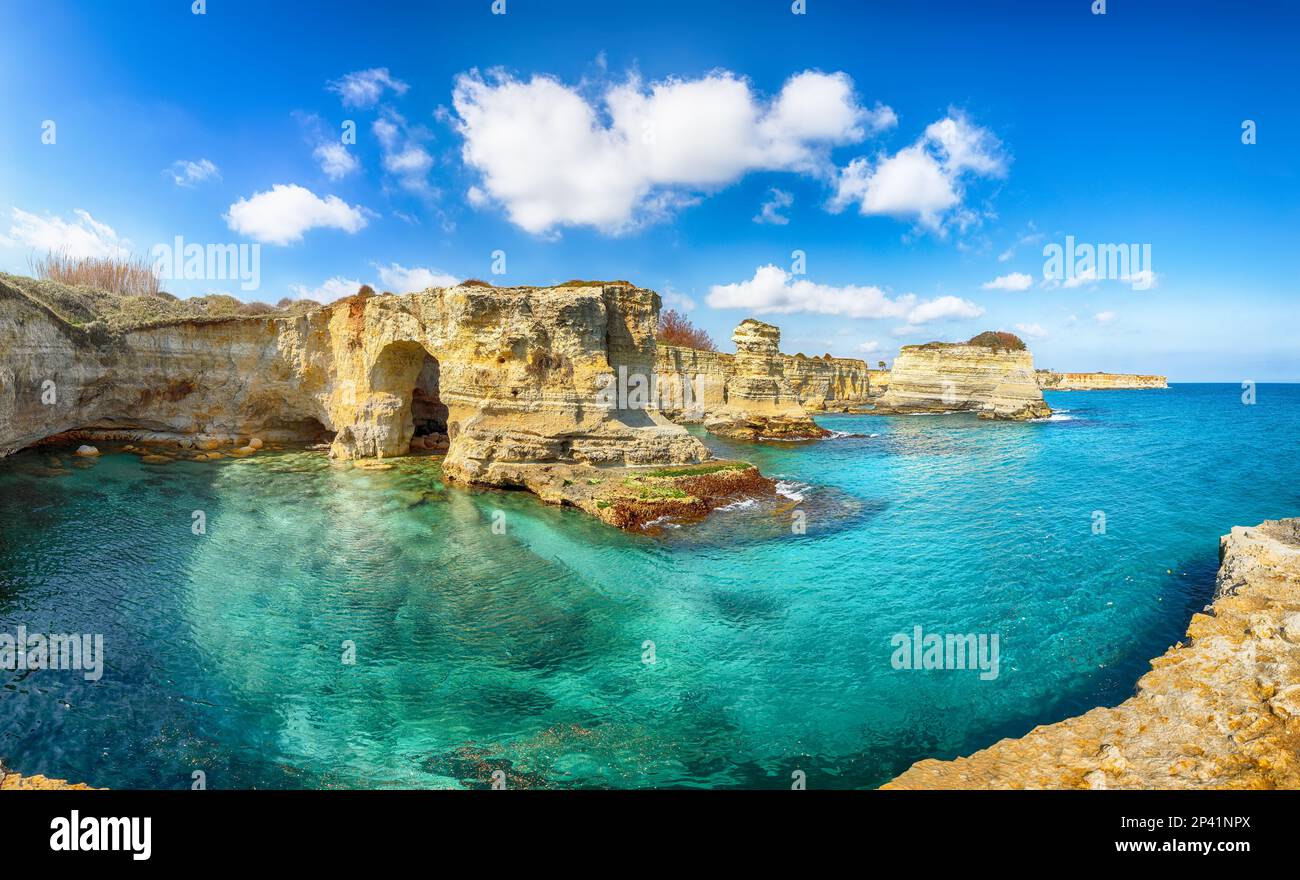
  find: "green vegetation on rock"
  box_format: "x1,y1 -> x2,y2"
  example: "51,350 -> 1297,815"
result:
641,461 -> 752,479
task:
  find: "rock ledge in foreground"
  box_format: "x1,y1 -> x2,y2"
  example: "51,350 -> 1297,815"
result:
884,518 -> 1300,789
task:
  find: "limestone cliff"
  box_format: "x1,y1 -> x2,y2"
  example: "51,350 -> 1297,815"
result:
871,335 -> 1050,420
653,344 -> 731,422
885,518 -> 1300,790
1037,370 -> 1168,390
866,368 -> 890,399
0,274 -> 716,512
781,353 -> 873,412
654,319 -> 872,439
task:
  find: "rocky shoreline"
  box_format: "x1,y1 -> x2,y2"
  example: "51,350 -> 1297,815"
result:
884,518 -> 1300,789
0,760 -> 96,790
3,272 -> 1174,531
1,274 -> 747,526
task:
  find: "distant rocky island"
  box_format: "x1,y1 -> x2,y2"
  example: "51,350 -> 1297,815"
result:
1036,370 -> 1168,391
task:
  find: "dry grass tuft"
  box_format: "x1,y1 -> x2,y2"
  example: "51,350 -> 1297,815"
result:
30,251 -> 161,297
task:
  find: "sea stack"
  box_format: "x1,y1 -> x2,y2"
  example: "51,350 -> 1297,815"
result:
699,319 -> 831,441
871,331 -> 1051,421
654,322 -> 874,424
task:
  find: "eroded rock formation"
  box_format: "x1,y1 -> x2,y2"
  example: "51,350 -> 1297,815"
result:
866,367 -> 890,399
781,353 -> 873,412
872,337 -> 1050,420
1037,370 -> 1168,390
655,319 -> 872,439
0,275 -> 716,510
885,518 -> 1300,790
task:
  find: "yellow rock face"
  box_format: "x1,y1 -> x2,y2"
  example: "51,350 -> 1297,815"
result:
0,278 -> 710,506
1037,370 -> 1169,390
655,319 -> 871,439
884,519 -> 1300,790
872,342 -> 1051,420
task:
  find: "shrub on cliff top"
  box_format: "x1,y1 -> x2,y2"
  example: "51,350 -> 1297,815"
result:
966,330 -> 1026,351
657,309 -> 716,351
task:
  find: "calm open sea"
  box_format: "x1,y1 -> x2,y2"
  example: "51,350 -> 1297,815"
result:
2,384 -> 1297,788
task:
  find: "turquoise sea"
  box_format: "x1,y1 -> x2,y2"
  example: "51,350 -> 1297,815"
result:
2,384 -> 1297,789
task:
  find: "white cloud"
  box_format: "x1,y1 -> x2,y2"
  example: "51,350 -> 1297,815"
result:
754,188 -> 793,225
452,68 -> 890,235
371,111 -> 436,195
830,112 -> 1006,233
225,184 -> 369,245
856,340 -> 882,354
706,264 -> 983,325
290,276 -> 366,301
1043,267 -> 1157,291
998,227 -> 1043,262
327,68 -> 409,108
167,158 -> 220,187
1094,310 -> 1116,325
904,294 -> 985,325
923,116 -> 1004,175
313,142 -> 359,180
372,117 -> 400,150
661,286 -> 697,312
1015,322 -> 1047,339
982,271 -> 1033,291
375,262 -> 458,292
1123,269 -> 1158,290
2,208 -> 130,258
383,145 -> 433,176
1062,266 -> 1099,289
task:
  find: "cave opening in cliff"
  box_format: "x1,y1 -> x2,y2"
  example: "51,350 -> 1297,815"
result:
411,352 -> 448,441
369,341 -> 448,455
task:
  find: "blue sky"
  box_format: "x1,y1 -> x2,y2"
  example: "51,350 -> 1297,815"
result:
1,0 -> 1296,380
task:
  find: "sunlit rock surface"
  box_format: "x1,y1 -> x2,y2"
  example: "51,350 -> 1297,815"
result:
872,338 -> 1051,420
655,319 -> 873,439
1037,370 -> 1168,390
0,275 -> 710,508
0,760 -> 97,789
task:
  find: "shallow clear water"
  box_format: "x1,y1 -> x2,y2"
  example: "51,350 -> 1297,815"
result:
2,384 -> 1298,789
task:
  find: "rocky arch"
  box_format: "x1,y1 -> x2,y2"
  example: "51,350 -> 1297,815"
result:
329,340 -> 448,460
